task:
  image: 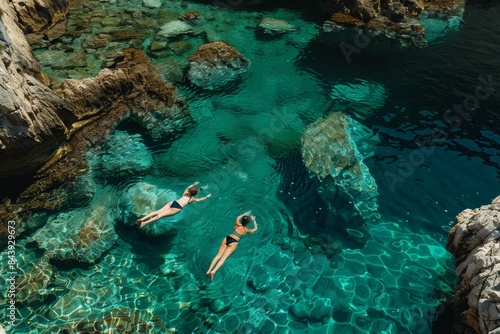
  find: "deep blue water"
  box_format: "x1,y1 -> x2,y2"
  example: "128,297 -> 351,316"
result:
2,0 -> 500,333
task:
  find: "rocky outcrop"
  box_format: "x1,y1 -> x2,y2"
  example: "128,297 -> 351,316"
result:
0,0 -> 69,179
187,41 -> 250,90
0,0 -> 190,235
5,48 -> 190,224
301,112 -> 379,226
321,0 -> 467,47
10,0 -> 69,33
447,196 -> 500,334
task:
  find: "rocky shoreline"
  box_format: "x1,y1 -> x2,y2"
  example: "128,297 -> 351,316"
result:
447,196 -> 500,333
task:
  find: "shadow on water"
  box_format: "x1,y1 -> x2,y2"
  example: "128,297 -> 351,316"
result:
276,155 -> 367,250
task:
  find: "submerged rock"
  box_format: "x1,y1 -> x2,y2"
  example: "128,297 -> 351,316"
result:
447,196 -> 500,333
301,112 -> 379,223
258,18 -> 295,35
187,41 -> 250,90
32,203 -> 118,264
330,79 -> 387,119
179,11 -> 200,23
142,0 -> 162,9
16,254 -> 55,306
121,182 -> 181,236
87,130 -> 153,178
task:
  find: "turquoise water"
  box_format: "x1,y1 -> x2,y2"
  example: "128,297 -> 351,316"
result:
2,0 -> 500,333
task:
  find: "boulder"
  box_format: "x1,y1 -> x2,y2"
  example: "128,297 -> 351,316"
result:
301,112 -> 379,223
15,254 -> 55,306
187,41 -> 250,90
258,18 -> 295,35
156,20 -> 194,39
32,202 -> 118,264
447,196 -> 500,333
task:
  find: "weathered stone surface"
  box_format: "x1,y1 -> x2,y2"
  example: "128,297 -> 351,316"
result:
187,41 -> 250,90
447,196 -> 500,334
0,1 -> 69,178
301,112 -> 379,224
10,0 -> 69,33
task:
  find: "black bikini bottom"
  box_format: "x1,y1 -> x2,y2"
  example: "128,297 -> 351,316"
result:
171,201 -> 183,210
225,235 -> 239,246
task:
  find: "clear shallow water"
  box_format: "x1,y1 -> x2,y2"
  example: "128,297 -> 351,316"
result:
3,0 -> 500,333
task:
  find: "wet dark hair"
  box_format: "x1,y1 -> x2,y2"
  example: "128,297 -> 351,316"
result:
241,215 -> 251,226
188,186 -> 199,196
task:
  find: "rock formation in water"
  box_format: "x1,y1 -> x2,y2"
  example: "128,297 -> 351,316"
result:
0,1 -> 190,237
321,0 -> 466,47
242,0 -> 465,47
187,41 -> 250,90
301,112 -> 379,227
258,17 -> 296,35
447,196 -> 500,334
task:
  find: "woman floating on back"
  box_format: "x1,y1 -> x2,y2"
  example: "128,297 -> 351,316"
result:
135,181 -> 211,228
206,211 -> 258,281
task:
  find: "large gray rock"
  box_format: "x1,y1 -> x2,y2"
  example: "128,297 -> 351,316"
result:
301,112 -> 379,224
447,196 -> 500,334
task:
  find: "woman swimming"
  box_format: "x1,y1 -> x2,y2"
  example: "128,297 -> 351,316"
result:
135,182 -> 211,228
206,211 -> 258,281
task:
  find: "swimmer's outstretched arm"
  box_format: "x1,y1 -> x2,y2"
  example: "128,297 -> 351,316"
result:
191,194 -> 212,202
